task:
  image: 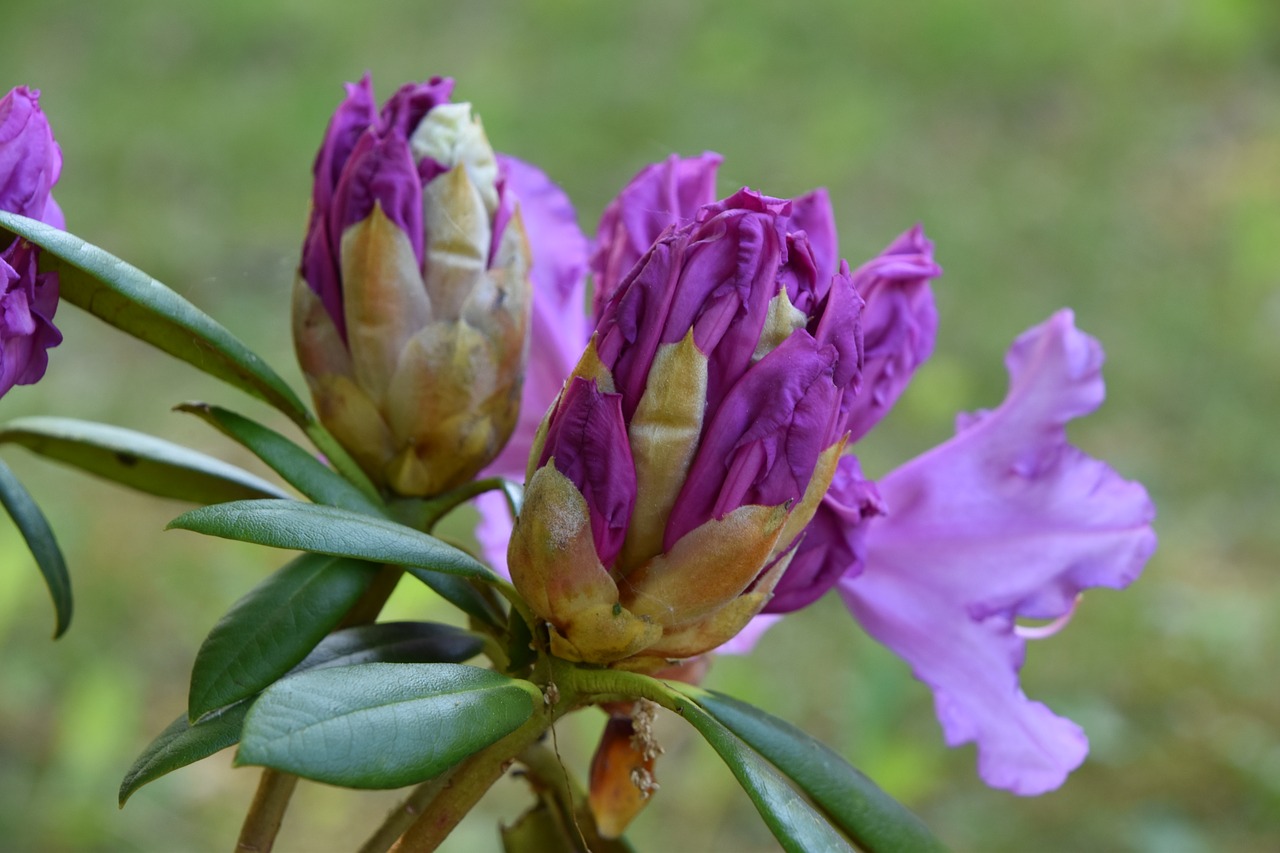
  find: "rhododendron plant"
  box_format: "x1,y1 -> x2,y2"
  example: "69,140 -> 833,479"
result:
0,73 -> 1153,853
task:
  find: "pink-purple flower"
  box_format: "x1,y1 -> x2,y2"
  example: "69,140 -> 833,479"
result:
834,310 -> 1156,795
507,185 -> 863,668
1,86 -> 64,399
478,151 -> 1156,794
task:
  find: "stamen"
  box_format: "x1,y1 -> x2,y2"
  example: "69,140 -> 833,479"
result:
1015,594 -> 1082,640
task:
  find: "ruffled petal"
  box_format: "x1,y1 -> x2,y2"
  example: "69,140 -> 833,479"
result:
843,225 -> 942,442
839,310 -> 1157,795
667,331 -> 840,546
0,87 -> 61,222
785,188 -> 838,283
591,152 -> 721,313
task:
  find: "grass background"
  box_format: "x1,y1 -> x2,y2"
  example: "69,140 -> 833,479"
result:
2,1 -> 1279,850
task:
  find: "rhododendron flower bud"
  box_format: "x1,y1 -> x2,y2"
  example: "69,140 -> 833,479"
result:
508,188 -> 864,669
1,86 -> 64,399
293,75 -> 532,496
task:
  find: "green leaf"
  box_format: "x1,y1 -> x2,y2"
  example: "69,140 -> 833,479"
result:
668,690 -> 855,853
176,403 -> 381,515
0,416 -> 290,504
681,688 -> 949,853
0,460 -> 71,637
236,662 -> 538,788
168,499 -> 495,582
120,620 -> 483,806
299,621 -> 485,671
119,699 -> 249,807
0,211 -> 310,425
402,567 -> 506,628
188,553 -> 379,722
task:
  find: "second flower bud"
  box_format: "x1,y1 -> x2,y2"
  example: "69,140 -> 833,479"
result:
294,76 -> 532,497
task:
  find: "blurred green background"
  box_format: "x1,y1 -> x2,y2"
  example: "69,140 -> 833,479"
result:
3,0 -> 1278,850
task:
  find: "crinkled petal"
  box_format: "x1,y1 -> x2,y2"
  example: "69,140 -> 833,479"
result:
839,310 -> 1157,795
667,331 -> 840,546
844,225 -> 942,442
596,193 -> 792,419
591,152 -> 721,313
785,188 -> 838,283
376,77 -> 455,143
483,155 -> 590,481
1,88 -> 63,399
0,87 -> 62,222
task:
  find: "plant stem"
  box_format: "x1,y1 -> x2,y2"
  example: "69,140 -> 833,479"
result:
357,776 -> 451,853
389,716 -> 554,853
233,563 -> 404,850
234,769 -> 298,853
414,476 -> 514,530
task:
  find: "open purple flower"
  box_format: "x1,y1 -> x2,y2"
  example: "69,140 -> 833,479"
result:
732,299 -> 1156,794
481,151 -> 1156,794
1,86 -> 64,398
507,187 -> 863,669
837,311 -> 1156,795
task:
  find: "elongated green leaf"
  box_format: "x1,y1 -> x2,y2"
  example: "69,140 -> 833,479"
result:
0,416 -> 290,504
176,404 -> 381,516
119,699 -> 248,806
299,621 -> 484,672
681,687 -> 949,853
667,690 -> 854,853
0,211 -> 309,424
0,460 -> 71,637
236,662 -> 538,788
403,566 -> 506,628
188,553 -> 379,722
121,621 -> 482,805
168,499 -> 495,581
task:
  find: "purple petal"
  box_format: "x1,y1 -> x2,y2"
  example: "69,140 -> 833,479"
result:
666,331 -> 841,547
474,490 -> 515,578
810,262 -> 864,401
765,454 -> 884,614
839,310 -> 1157,794
376,77 -> 454,142
1,244 -> 62,396
483,155 -> 590,481
1,87 -> 63,399
299,76 -> 453,340
306,130 -> 424,339
310,76 -> 378,223
786,189 -> 838,283
715,613 -> 783,655
595,193 -> 791,419
591,152 -> 721,314
538,377 -> 637,568
843,225 -> 942,442
0,87 -> 62,223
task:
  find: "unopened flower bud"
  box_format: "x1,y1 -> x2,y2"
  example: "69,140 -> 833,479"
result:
293,75 -> 532,496
1,86 -> 64,399
509,187 -> 864,669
